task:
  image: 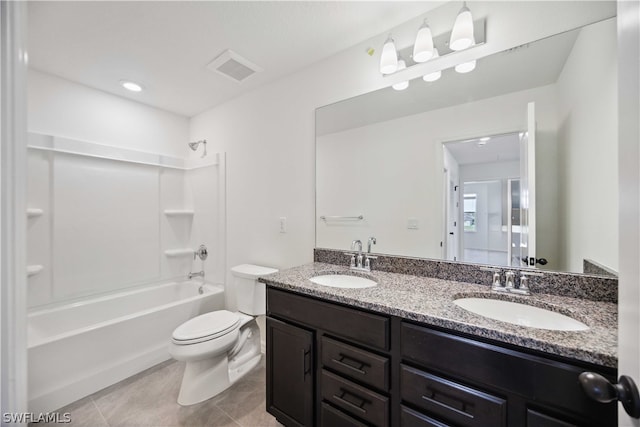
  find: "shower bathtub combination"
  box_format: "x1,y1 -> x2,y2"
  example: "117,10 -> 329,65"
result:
25,133 -> 227,413
28,280 -> 225,413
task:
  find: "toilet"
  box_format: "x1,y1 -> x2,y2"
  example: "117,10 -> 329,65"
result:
169,264 -> 278,406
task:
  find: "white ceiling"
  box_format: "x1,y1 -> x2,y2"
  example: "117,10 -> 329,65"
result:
445,132 -> 521,165
27,1 -> 442,117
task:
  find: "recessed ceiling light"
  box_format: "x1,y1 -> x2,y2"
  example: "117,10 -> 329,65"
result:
120,80 -> 143,92
477,137 -> 490,147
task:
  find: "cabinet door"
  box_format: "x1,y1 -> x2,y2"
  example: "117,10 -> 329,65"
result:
266,317 -> 314,427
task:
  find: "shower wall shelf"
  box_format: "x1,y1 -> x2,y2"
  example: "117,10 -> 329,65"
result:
27,208 -> 44,218
27,265 -> 44,277
164,249 -> 194,258
164,210 -> 195,217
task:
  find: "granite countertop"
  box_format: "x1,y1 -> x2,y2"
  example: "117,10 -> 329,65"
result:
260,262 -> 617,368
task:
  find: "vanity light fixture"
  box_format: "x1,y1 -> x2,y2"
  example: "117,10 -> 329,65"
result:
450,2 -> 475,51
422,48 -> 442,82
412,20 -> 434,63
380,35 -> 399,74
120,80 -> 143,92
455,59 -> 476,73
392,58 -> 409,91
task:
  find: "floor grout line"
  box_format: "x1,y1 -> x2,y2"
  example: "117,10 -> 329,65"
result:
213,401 -> 244,427
89,396 -> 111,427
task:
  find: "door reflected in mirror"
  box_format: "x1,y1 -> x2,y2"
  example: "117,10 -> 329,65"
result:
443,132 -> 525,268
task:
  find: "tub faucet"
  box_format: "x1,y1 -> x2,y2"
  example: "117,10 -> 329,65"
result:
188,271 -> 204,279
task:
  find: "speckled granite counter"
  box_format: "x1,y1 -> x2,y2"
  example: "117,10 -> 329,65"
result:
260,262 -> 617,368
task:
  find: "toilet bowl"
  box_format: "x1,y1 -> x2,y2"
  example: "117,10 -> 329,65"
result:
169,264 -> 277,405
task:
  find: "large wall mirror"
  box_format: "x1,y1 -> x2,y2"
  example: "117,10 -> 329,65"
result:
316,10 -> 617,277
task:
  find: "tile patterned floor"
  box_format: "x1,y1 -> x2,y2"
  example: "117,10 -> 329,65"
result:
35,358 -> 281,427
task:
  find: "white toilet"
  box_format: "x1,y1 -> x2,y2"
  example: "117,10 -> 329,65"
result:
169,264 -> 278,406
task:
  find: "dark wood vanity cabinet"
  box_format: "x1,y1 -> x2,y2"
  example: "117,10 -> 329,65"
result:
266,287 -> 617,427
267,287 -> 391,426
266,317 -> 314,427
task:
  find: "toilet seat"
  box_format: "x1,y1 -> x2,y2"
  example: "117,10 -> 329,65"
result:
172,310 -> 240,345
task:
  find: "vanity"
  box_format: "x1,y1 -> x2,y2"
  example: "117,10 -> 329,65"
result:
261,260 -> 617,427
281,4 -> 622,425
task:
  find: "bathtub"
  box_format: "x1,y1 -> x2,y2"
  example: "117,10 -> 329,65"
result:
28,280 -> 225,414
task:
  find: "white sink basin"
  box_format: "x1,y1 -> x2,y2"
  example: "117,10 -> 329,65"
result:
309,274 -> 377,289
453,298 -> 589,331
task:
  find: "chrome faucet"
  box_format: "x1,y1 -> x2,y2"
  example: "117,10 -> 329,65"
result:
480,266 -> 541,296
345,238 -> 377,272
351,240 -> 363,269
367,237 -> 377,254
188,271 -> 204,279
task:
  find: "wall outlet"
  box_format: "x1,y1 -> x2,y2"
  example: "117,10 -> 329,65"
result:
279,217 -> 287,233
407,218 -> 419,230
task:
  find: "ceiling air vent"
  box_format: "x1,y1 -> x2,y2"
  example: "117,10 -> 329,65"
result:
206,50 -> 263,83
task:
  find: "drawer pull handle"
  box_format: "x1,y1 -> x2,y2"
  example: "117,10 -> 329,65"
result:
421,389 -> 474,419
331,357 -> 367,375
333,390 -> 369,414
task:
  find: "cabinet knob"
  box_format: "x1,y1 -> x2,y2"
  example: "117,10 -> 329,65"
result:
579,372 -> 640,418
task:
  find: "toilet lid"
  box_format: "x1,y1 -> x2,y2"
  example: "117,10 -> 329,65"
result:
172,310 -> 240,343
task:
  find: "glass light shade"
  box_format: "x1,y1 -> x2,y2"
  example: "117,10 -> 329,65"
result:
380,36 -> 398,74
455,59 -> 476,73
422,49 -> 441,82
392,59 -> 409,91
412,22 -> 434,63
449,4 -> 475,51
423,70 -> 442,82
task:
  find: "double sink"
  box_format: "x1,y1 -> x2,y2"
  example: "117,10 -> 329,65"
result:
308,273 -> 589,332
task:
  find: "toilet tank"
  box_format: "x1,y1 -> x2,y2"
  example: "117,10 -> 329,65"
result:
231,264 -> 278,315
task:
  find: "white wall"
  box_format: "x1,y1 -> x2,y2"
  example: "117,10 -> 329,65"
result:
28,69 -> 189,158
556,18 -> 618,273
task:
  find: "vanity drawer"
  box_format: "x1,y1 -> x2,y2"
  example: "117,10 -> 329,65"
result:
321,370 -> 389,426
401,364 -> 506,427
321,336 -> 390,391
320,402 -> 368,427
401,405 -> 451,427
267,288 -> 390,350
400,322 -> 617,423
527,409 -> 577,427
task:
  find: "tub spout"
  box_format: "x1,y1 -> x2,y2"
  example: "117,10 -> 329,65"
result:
188,271 -> 204,279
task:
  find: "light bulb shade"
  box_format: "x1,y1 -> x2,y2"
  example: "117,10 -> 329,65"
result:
412,22 -> 434,63
423,70 -> 441,82
380,36 -> 398,74
392,59 -> 409,90
422,49 -> 441,82
450,4 -> 475,51
455,59 -> 476,73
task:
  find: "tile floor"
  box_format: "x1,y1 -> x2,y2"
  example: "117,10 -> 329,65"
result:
36,358 -> 281,427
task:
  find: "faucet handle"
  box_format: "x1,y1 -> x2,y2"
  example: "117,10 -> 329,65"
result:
504,271 -> 516,289
479,267 -> 504,290
194,244 -> 208,261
